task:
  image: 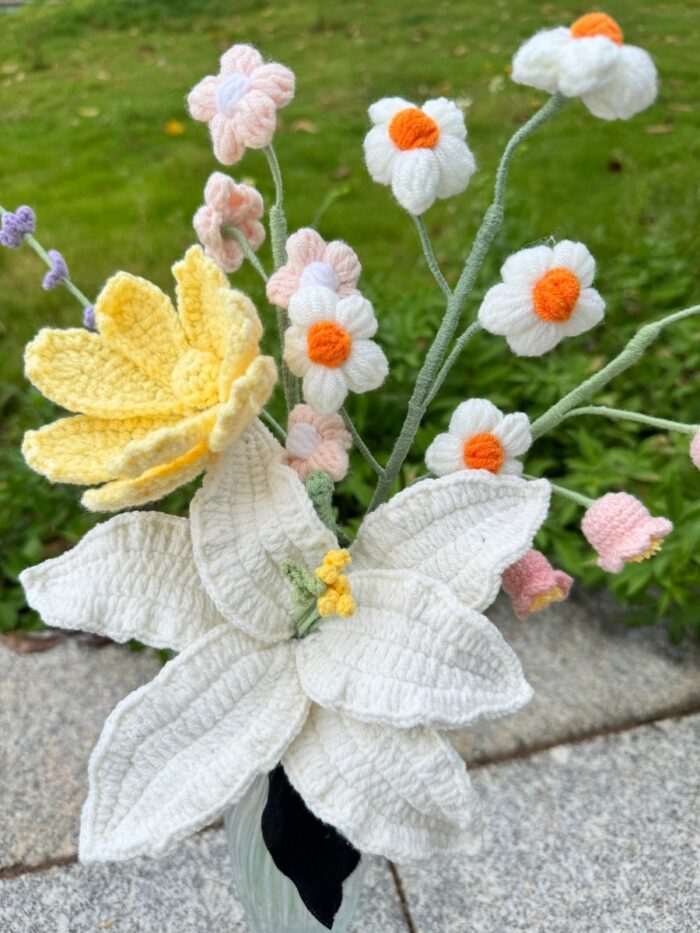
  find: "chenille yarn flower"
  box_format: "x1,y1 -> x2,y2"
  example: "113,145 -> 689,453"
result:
690,431 -> 700,471
363,97 -> 476,215
42,249 -> 69,291
0,205 -> 35,248
478,240 -> 605,357
284,404 -> 352,483
512,12 -> 658,121
266,228 -> 361,310
425,399 -> 531,477
21,419 -> 551,864
193,172 -> 265,274
581,492 -> 673,573
22,246 -> 277,511
501,550 -> 573,621
283,285 -> 388,414
187,44 -> 295,165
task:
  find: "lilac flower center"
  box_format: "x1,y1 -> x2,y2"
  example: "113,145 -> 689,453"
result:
215,74 -> 250,117
286,423 -> 323,459
299,261 -> 340,291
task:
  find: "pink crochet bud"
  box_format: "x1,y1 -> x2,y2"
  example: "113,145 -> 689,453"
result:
284,404 -> 352,483
502,550 -> 573,621
266,228 -> 361,309
581,492 -> 673,574
690,430 -> 700,470
193,173 -> 265,274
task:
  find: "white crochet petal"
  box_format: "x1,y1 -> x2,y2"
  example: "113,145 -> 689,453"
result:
352,471 -> 550,612
335,294 -> 378,340
20,513 -> 222,652
368,96 -> 414,125
449,398 -> 502,439
432,134 -> 476,199
363,126 -> 397,185
282,705 -> 481,862
191,420 -> 337,643
477,283 -> 534,336
297,569 -> 532,730
288,285 -> 338,327
390,149 -> 440,215
511,27 -> 571,93
499,458 -> 524,476
506,319 -> 562,356
342,340 -> 389,394
303,365 -> 349,413
424,432 -> 463,476
500,245 -> 554,287
421,97 -> 467,139
558,288 -> 606,337
557,36 -> 620,97
492,412 -> 532,458
80,625 -> 308,862
581,45 -> 658,121
283,325 -> 311,377
551,240 -> 596,288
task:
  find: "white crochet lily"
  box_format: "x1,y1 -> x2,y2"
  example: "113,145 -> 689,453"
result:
21,421 -> 550,865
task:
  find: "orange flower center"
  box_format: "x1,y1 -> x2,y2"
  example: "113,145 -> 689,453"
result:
532,268 -> 581,323
307,321 -> 352,368
462,432 -> 505,473
570,12 -> 624,45
389,108 -> 440,151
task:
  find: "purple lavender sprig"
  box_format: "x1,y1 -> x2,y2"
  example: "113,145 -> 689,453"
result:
0,205 -> 36,248
42,249 -> 70,291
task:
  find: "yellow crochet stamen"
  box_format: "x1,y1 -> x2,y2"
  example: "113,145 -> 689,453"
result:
626,536 -> 664,564
314,549 -> 356,618
529,586 -> 566,614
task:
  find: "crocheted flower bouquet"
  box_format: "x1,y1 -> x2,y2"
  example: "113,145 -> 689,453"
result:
5,12 -> 698,931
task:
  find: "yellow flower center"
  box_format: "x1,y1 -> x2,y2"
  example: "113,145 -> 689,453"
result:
170,348 -> 220,408
462,432 -> 505,474
307,321 -> 352,368
389,107 -> 440,151
570,12 -> 624,45
532,268 -> 581,323
529,586 -> 567,614
315,549 -> 356,618
626,536 -> 664,564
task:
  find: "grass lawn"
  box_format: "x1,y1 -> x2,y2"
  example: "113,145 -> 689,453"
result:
1,0 -> 699,637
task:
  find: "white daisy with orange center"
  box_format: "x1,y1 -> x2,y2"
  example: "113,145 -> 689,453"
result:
363,97 -> 476,215
283,285 -> 389,414
478,240 -> 605,357
512,12 -> 657,121
425,399 -> 531,478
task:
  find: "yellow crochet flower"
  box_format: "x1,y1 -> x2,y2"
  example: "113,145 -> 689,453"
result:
22,246 -> 277,511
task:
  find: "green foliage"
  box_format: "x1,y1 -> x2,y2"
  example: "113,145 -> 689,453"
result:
1,0 -> 699,640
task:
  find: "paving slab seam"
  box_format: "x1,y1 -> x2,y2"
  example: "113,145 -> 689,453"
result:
466,700 -> 700,771
387,859 -> 417,933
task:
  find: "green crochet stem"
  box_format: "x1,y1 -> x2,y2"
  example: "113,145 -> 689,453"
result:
530,304 -> 700,441
524,474 -> 594,509
221,224 -> 269,282
414,215 -> 451,298
305,470 -> 349,545
424,320 -> 483,408
341,407 -> 384,476
260,409 -> 287,441
281,558 -> 325,638
562,405 -> 698,436
368,92 -> 567,512
0,205 -> 92,310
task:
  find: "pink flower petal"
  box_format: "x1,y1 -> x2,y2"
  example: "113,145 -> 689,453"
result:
187,75 -> 219,122
266,267 -> 301,309
233,90 -> 278,149
323,241 -> 362,292
209,114 -> 245,165
249,63 -> 295,108
287,228 -> 326,266
220,44 -> 264,78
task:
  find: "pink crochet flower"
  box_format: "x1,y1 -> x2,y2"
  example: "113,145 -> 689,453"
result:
193,173 -> 265,274
266,228 -> 361,309
284,404 -> 352,483
581,492 -> 673,574
187,44 -> 295,165
501,550 -> 573,621
690,430 -> 700,470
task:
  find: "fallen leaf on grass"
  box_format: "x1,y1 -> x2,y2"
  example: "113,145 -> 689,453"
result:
292,119 -> 318,134
645,124 -> 674,134
1,632 -> 63,654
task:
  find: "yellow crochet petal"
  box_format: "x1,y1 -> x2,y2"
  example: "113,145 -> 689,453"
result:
174,246 -> 231,359
209,355 -> 277,453
25,329 -> 183,418
218,305 -> 264,401
82,440 -> 213,512
109,409 -> 217,478
21,414 -> 176,485
95,271 -> 187,386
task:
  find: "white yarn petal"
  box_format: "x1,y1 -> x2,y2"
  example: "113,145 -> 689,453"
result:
551,240 -> 596,287
511,27 -> 571,93
297,570 -> 532,730
363,125 -> 398,186
390,148 -> 440,215
351,470 -> 550,612
341,340 -> 389,394
288,285 -> 338,328
334,294 -> 378,340
499,459 -> 524,476
368,96 -> 414,125
283,705 -> 481,862
492,412 -> 532,458
424,432 -> 463,476
191,420 -> 337,643
20,513 -> 222,652
303,365 -> 349,413
558,288 -> 606,337
557,35 -> 620,97
581,45 -> 658,120
505,319 -> 562,356
421,97 -> 467,139
432,134 -> 476,199
449,398 -> 502,438
283,325 -> 311,377
500,245 -> 554,287
477,283 -> 534,336
80,625 -> 309,862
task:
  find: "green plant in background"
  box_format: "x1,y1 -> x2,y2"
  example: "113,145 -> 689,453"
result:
1,0 -> 699,640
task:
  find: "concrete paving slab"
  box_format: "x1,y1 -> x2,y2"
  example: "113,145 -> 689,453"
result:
399,714 -> 700,933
